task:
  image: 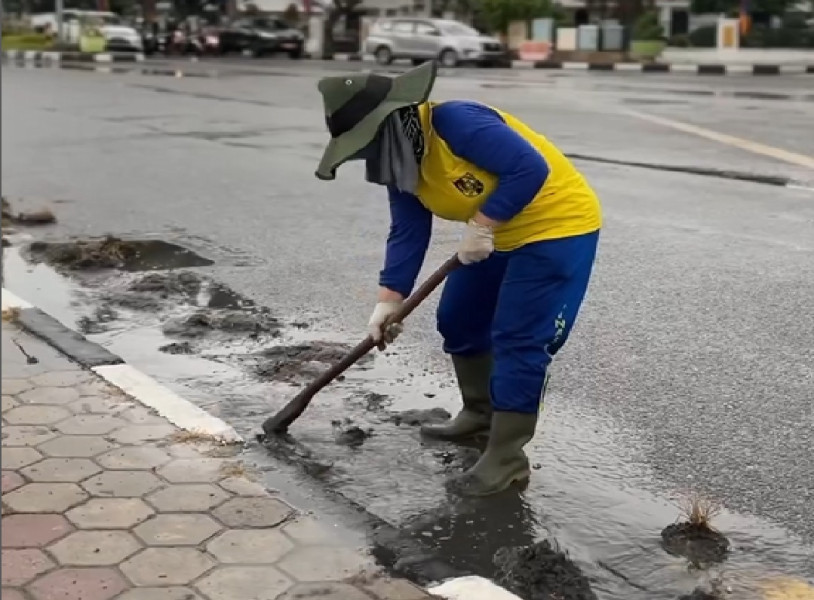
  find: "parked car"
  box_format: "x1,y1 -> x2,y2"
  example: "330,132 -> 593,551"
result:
363,18 -> 507,67
217,17 -> 305,58
31,10 -> 143,52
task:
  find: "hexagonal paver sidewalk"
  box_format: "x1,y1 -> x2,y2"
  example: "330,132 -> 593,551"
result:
2,325 -> 436,600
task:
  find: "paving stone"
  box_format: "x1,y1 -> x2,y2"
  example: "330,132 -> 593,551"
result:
1,548 -> 55,585
206,529 -> 294,564
2,395 -> 19,412
212,497 -> 293,528
69,397 -> 131,415
76,380 -> 124,398
1,447 -> 43,469
109,424 -> 177,445
157,458 -> 227,483
2,514 -> 73,548
120,406 -> 166,425
277,546 -> 371,582
281,517 -> 342,547
2,378 -> 33,395
278,582 -> 372,600
218,477 -> 267,497
134,514 -> 222,546
48,530 -> 142,566
38,435 -> 117,458
4,483 -> 88,513
1,471 -> 26,493
30,371 -> 94,388
56,415 -> 126,436
146,483 -> 229,512
82,470 -> 163,497
96,447 -> 171,470
362,577 -> 430,600
165,444 -> 204,459
21,458 -> 101,482
116,587 -> 205,600
5,405 -> 72,426
2,426 -> 57,447
0,588 -> 26,600
18,387 -> 80,406
28,567 -> 127,600
66,498 -> 154,529
194,565 -> 291,600
121,548 -> 216,586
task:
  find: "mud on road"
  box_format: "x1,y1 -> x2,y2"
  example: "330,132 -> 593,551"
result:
5,233 -> 814,600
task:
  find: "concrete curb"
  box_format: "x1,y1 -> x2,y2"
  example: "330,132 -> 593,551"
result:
1,285 -> 519,599
2,287 -> 241,444
332,53 -> 814,75
2,49 -> 145,63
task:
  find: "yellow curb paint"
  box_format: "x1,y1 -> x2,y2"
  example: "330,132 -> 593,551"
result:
622,110 -> 814,171
761,576 -> 814,600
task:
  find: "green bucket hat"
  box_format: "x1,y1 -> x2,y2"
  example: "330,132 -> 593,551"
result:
315,61 -> 438,181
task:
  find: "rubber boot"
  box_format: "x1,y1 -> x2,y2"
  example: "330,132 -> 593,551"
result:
420,354 -> 493,441
445,411 -> 538,497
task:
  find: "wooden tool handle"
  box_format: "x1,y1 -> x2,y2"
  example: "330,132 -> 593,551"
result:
261,255 -> 461,435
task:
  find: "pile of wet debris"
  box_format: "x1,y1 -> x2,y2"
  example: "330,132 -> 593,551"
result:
9,234 -> 743,600
495,541 -> 598,600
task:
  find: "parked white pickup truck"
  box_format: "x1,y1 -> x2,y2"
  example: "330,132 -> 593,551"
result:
30,10 -> 143,52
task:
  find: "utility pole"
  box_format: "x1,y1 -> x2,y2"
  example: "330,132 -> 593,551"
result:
55,0 -> 64,43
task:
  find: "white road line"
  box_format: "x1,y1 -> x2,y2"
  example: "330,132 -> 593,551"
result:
93,364 -> 243,444
622,109 -> 814,171
429,576 -> 523,600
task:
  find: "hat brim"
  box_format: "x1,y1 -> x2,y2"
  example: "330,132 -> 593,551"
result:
315,61 -> 438,181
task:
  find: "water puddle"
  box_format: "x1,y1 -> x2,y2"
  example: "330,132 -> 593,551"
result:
3,238 -> 813,600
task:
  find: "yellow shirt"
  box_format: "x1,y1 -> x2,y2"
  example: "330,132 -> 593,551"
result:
414,102 -> 602,252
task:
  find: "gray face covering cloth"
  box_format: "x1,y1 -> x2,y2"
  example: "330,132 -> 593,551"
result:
365,105 -> 425,193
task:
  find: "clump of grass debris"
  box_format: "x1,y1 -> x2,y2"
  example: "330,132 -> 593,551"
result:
28,235 -> 133,270
680,492 -> 723,529
2,196 -> 56,226
2,306 -> 21,322
661,491 -> 730,566
169,429 -> 222,444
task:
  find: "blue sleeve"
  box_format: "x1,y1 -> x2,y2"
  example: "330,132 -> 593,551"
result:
432,101 -> 549,222
378,186 -> 432,298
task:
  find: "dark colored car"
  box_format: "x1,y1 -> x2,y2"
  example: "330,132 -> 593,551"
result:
217,17 -> 305,58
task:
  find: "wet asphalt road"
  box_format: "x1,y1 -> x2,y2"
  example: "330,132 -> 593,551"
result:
3,58 -> 814,591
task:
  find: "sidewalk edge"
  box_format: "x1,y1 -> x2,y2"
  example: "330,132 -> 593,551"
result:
2,287 -> 242,444
2,287 -> 524,600
1,49 -> 145,63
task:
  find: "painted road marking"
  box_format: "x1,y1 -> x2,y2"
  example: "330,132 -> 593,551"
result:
622,110 -> 814,171
429,576 -> 523,600
2,288 -> 33,310
761,576 -> 814,599
93,363 -> 243,444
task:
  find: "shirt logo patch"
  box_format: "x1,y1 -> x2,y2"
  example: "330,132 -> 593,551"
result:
452,173 -> 484,198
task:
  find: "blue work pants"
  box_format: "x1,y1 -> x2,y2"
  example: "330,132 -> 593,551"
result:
436,230 -> 599,413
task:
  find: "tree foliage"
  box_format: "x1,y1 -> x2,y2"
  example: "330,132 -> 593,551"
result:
477,0 -> 554,35
282,2 -> 299,25
631,9 -> 664,39
321,0 -> 363,58
690,0 -> 795,16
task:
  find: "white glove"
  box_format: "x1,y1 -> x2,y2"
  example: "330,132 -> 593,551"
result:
457,219 -> 495,265
368,300 -> 404,350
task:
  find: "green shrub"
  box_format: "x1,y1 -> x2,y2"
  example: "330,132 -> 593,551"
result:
1,33 -> 54,51
668,33 -> 690,46
632,11 -> 665,41
743,26 -> 814,48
